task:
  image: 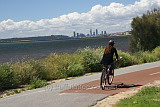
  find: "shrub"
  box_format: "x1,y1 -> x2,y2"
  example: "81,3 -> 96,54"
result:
0,64 -> 18,89
12,59 -> 47,84
43,53 -> 84,79
28,77 -> 48,89
42,53 -> 66,80
31,61 -> 49,80
116,51 -> 136,68
134,51 -> 158,64
77,47 -> 103,72
152,46 -> 160,60
66,63 -> 84,77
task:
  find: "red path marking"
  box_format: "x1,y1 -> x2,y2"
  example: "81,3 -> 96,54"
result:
61,67 -> 160,95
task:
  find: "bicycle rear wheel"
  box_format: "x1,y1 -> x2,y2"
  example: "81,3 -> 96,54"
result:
100,69 -> 106,90
107,70 -> 114,85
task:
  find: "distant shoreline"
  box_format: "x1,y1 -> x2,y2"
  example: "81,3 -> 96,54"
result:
0,36 -> 127,44
0,36 -> 129,63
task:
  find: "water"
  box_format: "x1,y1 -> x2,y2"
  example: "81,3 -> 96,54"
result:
0,36 -> 129,63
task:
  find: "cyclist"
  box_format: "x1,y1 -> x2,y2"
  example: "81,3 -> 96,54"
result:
100,40 -> 119,74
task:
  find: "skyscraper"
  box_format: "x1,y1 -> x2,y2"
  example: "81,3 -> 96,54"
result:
73,31 -> 76,37
101,31 -> 103,35
90,29 -> 92,36
96,29 -> 98,36
93,32 -> 95,36
77,33 -> 79,37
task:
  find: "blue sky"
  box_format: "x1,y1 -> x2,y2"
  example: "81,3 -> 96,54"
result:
0,0 -> 159,39
0,0 -> 138,22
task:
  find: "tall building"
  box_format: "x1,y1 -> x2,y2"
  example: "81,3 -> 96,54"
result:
73,31 -> 76,37
90,29 -> 92,36
101,31 -> 103,35
77,33 -> 79,37
104,31 -> 107,35
96,29 -> 98,36
93,32 -> 95,36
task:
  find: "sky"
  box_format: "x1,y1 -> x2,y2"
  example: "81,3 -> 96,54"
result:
0,0 -> 160,39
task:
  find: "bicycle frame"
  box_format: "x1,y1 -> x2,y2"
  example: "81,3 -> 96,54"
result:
104,62 -> 114,74
100,57 -> 122,90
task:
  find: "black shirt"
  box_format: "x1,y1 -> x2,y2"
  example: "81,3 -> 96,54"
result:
100,46 -> 118,65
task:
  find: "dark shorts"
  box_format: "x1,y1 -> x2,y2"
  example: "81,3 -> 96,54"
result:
103,62 -> 115,70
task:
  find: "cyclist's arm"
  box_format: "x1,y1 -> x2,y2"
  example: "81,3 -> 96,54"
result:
114,48 -> 118,60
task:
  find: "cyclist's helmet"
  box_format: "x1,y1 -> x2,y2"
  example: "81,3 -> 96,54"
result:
109,40 -> 115,46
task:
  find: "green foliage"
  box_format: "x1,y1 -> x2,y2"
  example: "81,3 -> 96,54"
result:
43,53 -> 84,79
115,51 -> 136,68
137,87 -> 160,96
152,46 -> 160,60
66,63 -> 84,77
28,77 -> 48,89
134,51 -> 158,64
13,89 -> 22,94
130,8 -> 160,52
0,46 -> 160,91
0,64 -> 18,89
117,87 -> 160,107
12,59 -> 47,84
77,47 -> 103,72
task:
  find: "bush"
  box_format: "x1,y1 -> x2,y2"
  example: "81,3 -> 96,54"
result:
66,63 -> 84,77
42,53 -> 67,80
134,51 -> 158,64
0,64 -> 18,89
28,77 -> 48,89
43,53 -> 84,80
152,46 -> 160,60
116,51 -> 136,68
77,47 -> 103,72
12,58 -> 48,84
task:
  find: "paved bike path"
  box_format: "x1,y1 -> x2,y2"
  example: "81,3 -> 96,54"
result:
0,61 -> 160,107
62,67 -> 160,94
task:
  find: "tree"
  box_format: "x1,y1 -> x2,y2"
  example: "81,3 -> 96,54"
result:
130,8 -> 160,52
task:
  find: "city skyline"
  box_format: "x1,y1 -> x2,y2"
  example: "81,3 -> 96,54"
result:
73,29 -> 108,37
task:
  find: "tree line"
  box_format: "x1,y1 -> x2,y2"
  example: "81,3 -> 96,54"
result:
130,8 -> 160,52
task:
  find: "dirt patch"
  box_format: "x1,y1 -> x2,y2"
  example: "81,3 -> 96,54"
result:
92,80 -> 160,107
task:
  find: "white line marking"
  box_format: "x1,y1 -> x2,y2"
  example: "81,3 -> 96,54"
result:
59,93 -> 66,96
87,86 -> 100,90
149,72 -> 160,76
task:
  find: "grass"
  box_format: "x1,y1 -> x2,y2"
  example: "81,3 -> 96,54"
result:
28,78 -> 48,90
116,87 -> 160,107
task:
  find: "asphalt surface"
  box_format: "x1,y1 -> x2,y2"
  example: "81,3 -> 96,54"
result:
0,61 -> 160,107
63,67 -> 160,94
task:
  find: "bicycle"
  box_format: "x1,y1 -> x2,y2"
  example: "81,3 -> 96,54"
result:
100,57 -> 122,90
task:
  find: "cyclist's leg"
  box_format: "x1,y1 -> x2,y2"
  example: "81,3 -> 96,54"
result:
104,64 -> 108,74
110,62 -> 114,75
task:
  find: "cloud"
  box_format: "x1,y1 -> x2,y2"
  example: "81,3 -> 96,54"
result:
0,0 -> 160,39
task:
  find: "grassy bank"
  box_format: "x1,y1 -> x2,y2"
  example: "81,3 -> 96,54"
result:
0,46 -> 160,92
116,87 -> 160,107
